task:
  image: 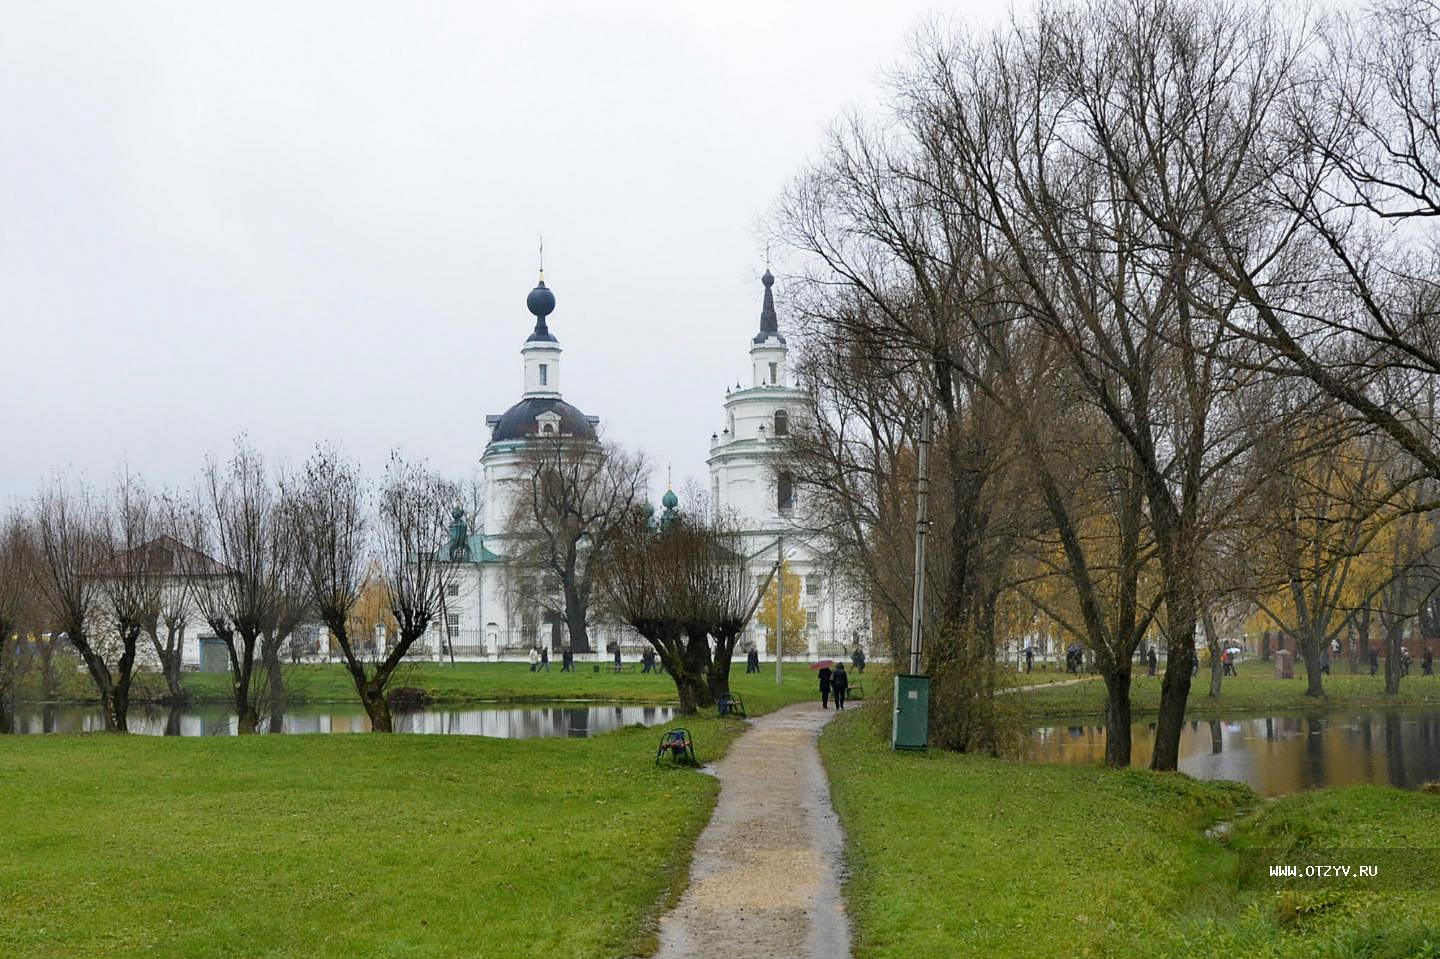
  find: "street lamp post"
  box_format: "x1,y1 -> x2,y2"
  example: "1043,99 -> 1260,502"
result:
894,405 -> 932,750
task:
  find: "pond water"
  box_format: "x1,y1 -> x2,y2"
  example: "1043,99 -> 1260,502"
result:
6,702 -> 680,739
1029,709 -> 1440,796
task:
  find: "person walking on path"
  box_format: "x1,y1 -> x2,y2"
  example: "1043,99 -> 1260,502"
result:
1024,645 -> 1034,673
560,647 -> 573,672
746,646 -> 760,673
540,648 -> 550,672
1370,647 -> 1380,676
832,663 -> 850,710
1320,647 -> 1330,675
818,664 -> 833,709
1147,647 -> 1158,677
529,647 -> 540,672
614,644 -> 623,671
1424,647 -> 1434,676
852,646 -> 866,673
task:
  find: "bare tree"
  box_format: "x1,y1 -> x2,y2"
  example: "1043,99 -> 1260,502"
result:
0,512 -> 36,733
191,441 -> 294,734
292,449 -> 456,732
504,437 -> 647,654
777,106 -> 1028,753
599,497 -> 771,714
33,479 -> 120,729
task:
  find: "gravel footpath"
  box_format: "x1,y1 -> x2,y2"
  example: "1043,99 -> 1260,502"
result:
652,703 -> 851,959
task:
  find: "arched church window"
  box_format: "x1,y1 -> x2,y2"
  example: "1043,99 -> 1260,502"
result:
773,410 -> 789,437
541,423 -> 554,435
777,472 -> 794,513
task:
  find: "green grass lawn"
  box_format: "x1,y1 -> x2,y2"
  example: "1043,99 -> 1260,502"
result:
0,716 -> 751,959
821,709 -> 1440,959
1021,670 -> 1440,721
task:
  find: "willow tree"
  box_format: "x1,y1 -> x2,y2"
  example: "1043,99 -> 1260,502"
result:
600,506 -> 766,713
33,480 -> 117,728
0,513 -> 35,733
191,442 -> 293,734
290,449 -> 456,732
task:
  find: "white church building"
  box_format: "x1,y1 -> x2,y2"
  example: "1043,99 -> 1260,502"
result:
435,266 -> 871,663
156,266 -> 870,667
707,270 -> 871,660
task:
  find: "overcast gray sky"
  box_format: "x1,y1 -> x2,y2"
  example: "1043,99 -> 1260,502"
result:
0,0 -> 1003,512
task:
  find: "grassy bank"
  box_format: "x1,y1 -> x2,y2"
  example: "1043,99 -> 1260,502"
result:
0,716 -> 749,959
21,661 -> 835,714
821,709 -> 1440,958
1022,670 -> 1440,720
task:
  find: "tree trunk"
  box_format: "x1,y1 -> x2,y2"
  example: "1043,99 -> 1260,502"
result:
563,582 -> 592,653
227,628 -> 260,735
655,635 -> 713,715
1101,667 -> 1133,768
99,687 -> 120,732
263,639 -> 286,708
364,688 -> 394,733
110,680 -> 131,732
1299,633 -> 1325,698
1151,592 -> 1197,772
1384,618 -> 1404,696
39,642 -> 58,700
1203,611 -> 1222,699
707,634 -> 738,704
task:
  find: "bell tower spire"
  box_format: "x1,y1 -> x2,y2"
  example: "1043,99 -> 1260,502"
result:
522,269 -> 561,397
749,268 -> 788,387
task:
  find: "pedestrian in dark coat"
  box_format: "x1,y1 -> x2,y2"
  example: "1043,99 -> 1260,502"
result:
1147,647 -> 1158,677
832,663 -> 850,710
1369,647 -> 1380,676
747,647 -> 760,673
1424,647 -> 1434,676
818,666 -> 833,709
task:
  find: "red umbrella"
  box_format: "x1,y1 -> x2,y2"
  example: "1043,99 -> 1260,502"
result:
809,659 -> 835,670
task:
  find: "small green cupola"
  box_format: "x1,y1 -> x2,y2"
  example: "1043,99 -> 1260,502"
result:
660,487 -> 680,530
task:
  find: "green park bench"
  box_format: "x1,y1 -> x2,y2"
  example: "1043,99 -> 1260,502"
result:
655,728 -> 696,766
717,693 -> 746,718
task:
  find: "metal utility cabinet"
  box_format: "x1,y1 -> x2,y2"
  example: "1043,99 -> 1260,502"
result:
892,674 -> 930,751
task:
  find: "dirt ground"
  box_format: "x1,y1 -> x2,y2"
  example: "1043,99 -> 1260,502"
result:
652,703 -> 852,959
